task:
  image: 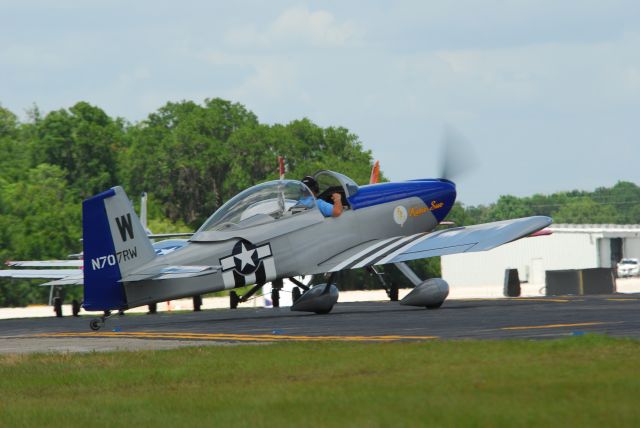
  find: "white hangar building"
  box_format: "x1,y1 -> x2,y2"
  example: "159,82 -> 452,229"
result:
441,224 -> 640,290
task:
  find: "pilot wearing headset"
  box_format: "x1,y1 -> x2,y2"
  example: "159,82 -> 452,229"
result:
300,176 -> 343,218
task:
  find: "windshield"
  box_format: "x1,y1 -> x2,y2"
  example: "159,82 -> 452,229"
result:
314,170 -> 359,197
620,259 -> 638,265
196,180 -> 316,233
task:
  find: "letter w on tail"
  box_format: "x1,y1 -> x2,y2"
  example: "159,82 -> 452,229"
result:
116,213 -> 134,242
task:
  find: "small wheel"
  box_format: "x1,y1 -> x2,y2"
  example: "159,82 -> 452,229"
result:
389,284 -> 399,302
89,318 -> 102,331
230,291 -> 239,309
271,288 -> 280,308
71,300 -> 81,317
292,287 -> 301,303
193,295 -> 202,312
53,297 -> 63,318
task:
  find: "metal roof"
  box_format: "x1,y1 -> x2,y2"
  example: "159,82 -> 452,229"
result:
550,224 -> 640,235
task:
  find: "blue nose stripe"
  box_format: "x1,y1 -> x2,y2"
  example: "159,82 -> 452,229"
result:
348,180 -> 456,222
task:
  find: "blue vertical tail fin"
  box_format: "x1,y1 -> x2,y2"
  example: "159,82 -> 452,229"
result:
82,186 -> 156,311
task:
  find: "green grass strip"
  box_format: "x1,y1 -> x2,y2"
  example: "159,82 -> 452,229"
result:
1,335 -> 639,427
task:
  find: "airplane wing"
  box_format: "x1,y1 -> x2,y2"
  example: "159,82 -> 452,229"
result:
0,269 -> 84,287
5,260 -> 83,268
0,261 -> 84,286
0,269 -> 83,280
324,216 -> 552,272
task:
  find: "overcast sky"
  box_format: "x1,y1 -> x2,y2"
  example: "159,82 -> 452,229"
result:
2,1 -> 639,205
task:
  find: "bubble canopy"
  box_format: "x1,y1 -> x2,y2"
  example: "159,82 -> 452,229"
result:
195,180 -> 316,233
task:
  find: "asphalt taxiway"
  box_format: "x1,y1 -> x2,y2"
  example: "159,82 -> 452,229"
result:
1,294 -> 639,353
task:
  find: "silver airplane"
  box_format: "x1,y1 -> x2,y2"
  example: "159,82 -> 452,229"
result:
73,169 -> 550,330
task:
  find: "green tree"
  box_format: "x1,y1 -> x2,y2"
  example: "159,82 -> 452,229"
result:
0,106 -> 30,182
592,181 -> 640,224
122,99 -> 259,226
123,100 -> 377,228
31,102 -> 124,198
553,197 -> 618,224
0,164 -> 81,259
0,164 -> 82,306
485,195 -> 534,221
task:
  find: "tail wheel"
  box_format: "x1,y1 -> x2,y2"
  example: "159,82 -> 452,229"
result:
89,318 -> 102,331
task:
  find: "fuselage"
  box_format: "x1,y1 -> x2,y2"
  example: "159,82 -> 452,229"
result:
122,177 -> 456,308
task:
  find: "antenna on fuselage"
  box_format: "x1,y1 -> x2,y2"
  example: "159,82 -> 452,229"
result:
278,156 -> 285,180
140,192 -> 148,230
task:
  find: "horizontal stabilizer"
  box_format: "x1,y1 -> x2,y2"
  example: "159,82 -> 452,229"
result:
148,232 -> 194,239
42,274 -> 84,286
121,265 -> 219,282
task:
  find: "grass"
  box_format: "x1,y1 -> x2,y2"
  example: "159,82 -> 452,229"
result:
1,335 -> 639,427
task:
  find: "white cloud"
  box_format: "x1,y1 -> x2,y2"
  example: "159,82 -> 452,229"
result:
225,5 -> 362,49
228,58 -> 301,100
0,44 -> 64,68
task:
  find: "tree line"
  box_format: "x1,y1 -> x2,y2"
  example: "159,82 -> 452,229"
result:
0,98 -> 638,306
447,181 -> 640,226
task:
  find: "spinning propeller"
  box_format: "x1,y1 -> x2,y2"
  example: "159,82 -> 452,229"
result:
438,126 -> 478,182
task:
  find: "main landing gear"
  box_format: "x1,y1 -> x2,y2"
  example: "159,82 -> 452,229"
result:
49,284 -> 82,318
393,262 -> 450,309
366,266 -> 399,301
229,282 -> 266,309
290,273 -> 339,314
289,277 -> 310,304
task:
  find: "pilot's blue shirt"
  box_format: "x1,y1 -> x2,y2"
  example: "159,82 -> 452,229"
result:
316,199 -> 334,217
299,196 -> 334,217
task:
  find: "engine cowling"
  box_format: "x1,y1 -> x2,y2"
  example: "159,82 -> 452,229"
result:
400,278 -> 449,309
290,284 -> 339,314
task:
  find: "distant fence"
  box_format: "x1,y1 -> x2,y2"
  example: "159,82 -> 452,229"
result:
545,268 -> 616,296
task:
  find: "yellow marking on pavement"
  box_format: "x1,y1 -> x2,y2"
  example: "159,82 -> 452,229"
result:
501,322 -> 607,331
30,332 -> 438,342
456,298 -> 571,303
606,298 -> 639,301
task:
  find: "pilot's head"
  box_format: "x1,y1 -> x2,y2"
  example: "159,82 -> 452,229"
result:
301,176 -> 319,194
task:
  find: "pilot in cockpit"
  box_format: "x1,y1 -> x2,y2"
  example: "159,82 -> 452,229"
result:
300,176 -> 343,218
